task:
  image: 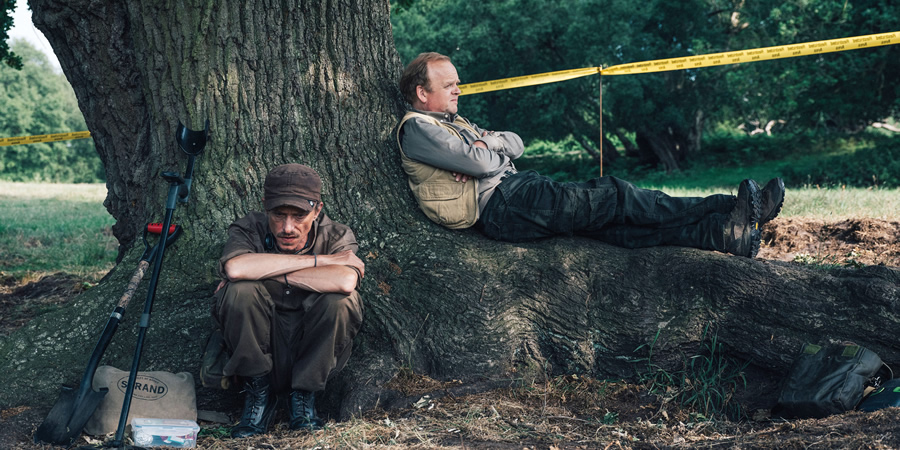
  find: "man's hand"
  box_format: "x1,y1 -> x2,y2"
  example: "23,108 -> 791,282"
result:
222,250 -> 365,295
323,250 -> 366,278
452,172 -> 472,183
284,250 -> 364,294
472,130 -> 492,151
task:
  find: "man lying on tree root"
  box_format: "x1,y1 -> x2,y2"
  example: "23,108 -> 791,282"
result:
396,52 -> 785,257
213,164 -> 365,438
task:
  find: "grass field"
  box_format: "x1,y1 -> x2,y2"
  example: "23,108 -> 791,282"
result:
640,185 -> 900,220
2,177 -> 897,283
0,181 -> 117,282
9,173 -> 888,296
633,154 -> 900,220
518,145 -> 900,221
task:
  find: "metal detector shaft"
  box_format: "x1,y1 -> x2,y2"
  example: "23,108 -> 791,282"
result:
110,120 -> 206,447
111,181 -> 181,446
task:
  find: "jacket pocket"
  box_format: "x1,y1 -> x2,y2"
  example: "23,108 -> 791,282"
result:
413,181 -> 478,229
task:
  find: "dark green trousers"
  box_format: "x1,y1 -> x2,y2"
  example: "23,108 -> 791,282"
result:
479,171 -> 735,251
213,279 -> 363,393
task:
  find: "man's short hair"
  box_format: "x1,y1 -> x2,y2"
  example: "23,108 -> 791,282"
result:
399,52 -> 451,106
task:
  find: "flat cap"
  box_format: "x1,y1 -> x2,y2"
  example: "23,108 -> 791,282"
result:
263,164 -> 322,211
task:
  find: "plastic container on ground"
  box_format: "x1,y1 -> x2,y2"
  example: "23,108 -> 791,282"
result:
131,418 -> 199,448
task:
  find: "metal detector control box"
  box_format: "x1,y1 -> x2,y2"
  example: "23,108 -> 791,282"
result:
131,418 -> 199,448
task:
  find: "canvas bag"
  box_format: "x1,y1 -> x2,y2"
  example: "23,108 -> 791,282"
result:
84,366 -> 197,436
774,343 -> 883,419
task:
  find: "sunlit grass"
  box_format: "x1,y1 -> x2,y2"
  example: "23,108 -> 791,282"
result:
518,136 -> 899,221
637,185 -> 900,220
0,174 -> 895,284
779,186 -> 900,220
0,181 -> 116,280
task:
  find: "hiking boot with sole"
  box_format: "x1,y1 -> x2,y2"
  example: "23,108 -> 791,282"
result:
289,389 -> 324,431
759,177 -> 785,226
231,376 -> 277,438
724,179 -> 762,258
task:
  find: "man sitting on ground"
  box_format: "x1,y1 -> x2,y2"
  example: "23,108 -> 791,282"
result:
214,163 -> 365,438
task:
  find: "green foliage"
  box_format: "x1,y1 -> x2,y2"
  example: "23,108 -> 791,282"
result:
516,136 -> 604,181
391,0 -> 900,169
197,425 -> 231,440
0,40 -> 103,182
700,132 -> 819,167
601,411 -> 619,425
781,136 -> 900,188
726,0 -> 900,132
634,324 -> 749,421
1,0 -> 23,69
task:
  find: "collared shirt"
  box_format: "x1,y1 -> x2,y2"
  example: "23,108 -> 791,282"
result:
399,109 -> 524,213
218,211 -> 359,280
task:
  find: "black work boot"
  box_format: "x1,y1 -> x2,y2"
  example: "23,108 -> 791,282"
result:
289,389 -> 324,431
231,376 -> 277,438
723,179 -> 762,257
759,177 -> 785,226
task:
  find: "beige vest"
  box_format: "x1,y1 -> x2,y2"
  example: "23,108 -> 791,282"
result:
396,111 -> 479,229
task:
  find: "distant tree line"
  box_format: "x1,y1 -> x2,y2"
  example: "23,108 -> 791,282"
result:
0,40 -> 103,183
2,1 -> 897,182
1,0 -> 21,69
391,0 -> 900,171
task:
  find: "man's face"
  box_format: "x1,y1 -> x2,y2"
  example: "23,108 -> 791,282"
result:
418,60 -> 461,115
266,204 -> 322,253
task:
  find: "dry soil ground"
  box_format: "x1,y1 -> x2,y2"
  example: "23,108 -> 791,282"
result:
1,218 -> 899,449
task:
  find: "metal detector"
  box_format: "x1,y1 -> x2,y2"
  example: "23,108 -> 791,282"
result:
106,120 -> 209,449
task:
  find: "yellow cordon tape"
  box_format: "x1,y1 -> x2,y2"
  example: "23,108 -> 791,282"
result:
4,32 -> 898,143
0,131 -> 92,147
460,31 -> 899,95
603,31 -> 899,75
460,67 -> 601,96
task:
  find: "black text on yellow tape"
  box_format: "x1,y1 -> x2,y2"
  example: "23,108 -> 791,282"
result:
0,131 -> 93,147
459,31 -> 899,95
601,31 -> 899,75
460,67 -> 600,96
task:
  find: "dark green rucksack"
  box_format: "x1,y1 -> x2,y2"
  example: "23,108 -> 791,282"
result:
774,343 -> 885,419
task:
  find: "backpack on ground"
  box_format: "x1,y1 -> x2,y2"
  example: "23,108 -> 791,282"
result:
773,343 -> 884,419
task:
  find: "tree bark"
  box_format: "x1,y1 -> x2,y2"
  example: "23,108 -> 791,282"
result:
1,0 -> 898,424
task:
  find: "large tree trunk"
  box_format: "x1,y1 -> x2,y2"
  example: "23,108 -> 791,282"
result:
8,0 -> 409,413
1,0 -> 898,425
